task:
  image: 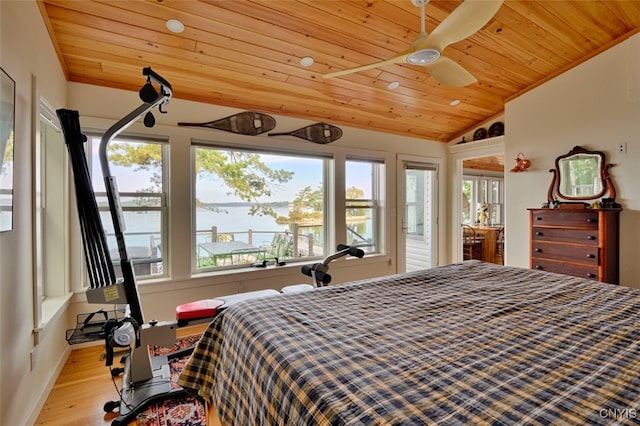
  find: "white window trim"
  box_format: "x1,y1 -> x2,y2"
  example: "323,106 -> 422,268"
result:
86,133 -> 170,283
191,142 -> 333,273
32,88 -> 73,333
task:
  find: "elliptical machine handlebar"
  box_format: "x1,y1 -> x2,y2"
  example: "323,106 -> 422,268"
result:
336,244 -> 365,259
300,244 -> 365,287
301,264 -> 332,285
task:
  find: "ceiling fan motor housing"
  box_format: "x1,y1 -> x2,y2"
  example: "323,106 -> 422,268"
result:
411,0 -> 430,7
407,48 -> 441,65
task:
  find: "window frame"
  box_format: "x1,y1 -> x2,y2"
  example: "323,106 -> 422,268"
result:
191,141 -> 334,273
345,157 -> 385,254
33,96 -> 72,331
86,133 -> 170,282
462,173 -> 504,226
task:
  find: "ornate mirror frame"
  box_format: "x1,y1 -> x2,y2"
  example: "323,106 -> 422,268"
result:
547,146 -> 616,204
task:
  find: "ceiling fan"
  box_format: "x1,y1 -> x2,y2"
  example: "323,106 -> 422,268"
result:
323,0 -> 504,86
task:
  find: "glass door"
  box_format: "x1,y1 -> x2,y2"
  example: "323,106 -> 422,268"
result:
399,160 -> 438,272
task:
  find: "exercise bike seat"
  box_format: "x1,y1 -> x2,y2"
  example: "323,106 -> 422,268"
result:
176,289 -> 279,326
280,284 -> 315,293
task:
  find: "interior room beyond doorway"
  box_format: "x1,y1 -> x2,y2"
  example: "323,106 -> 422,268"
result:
462,155 -> 504,265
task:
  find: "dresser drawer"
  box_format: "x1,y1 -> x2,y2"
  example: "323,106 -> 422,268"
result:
531,242 -> 599,265
531,210 -> 598,228
531,259 -> 599,281
528,208 -> 619,285
531,227 -> 599,245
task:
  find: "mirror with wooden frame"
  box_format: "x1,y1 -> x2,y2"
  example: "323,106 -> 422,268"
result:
547,146 -> 616,205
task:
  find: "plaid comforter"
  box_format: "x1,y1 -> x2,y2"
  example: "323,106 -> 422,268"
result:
178,261 -> 640,425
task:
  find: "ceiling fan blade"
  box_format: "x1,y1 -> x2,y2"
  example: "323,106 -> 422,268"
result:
426,56 -> 477,87
323,54 -> 409,79
425,0 -> 504,52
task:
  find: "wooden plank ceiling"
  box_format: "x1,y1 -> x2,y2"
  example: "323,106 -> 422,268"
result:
38,0 -> 640,142
464,155 -> 505,173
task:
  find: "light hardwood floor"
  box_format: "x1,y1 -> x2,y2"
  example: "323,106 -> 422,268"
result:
35,324 -> 221,426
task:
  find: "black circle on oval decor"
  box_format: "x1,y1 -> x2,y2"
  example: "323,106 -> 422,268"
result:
489,122 -> 505,137
473,128 -> 487,140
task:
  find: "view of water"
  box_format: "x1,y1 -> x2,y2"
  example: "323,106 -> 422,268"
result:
100,204 -> 373,259
195,205 -> 294,246
103,205 -> 309,250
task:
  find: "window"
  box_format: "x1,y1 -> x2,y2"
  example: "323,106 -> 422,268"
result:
193,145 -> 329,271
462,175 -> 503,226
345,159 -> 384,253
88,135 -> 168,280
33,100 -> 72,328
402,160 -> 438,272
405,170 -> 427,236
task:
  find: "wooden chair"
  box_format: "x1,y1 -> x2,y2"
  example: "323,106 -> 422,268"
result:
463,225 -> 484,261
217,232 -> 234,242
494,227 -> 505,264
261,232 -> 294,262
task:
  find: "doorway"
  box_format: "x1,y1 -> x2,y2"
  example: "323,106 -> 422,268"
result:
462,156 -> 505,226
450,137 -> 505,263
398,158 -> 438,272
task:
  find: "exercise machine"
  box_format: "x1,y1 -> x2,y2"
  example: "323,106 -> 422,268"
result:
60,67 -> 186,426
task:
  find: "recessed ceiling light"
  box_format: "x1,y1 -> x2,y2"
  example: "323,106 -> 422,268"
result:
449,99 -> 461,106
300,56 -> 314,67
387,81 -> 400,90
166,19 -> 185,33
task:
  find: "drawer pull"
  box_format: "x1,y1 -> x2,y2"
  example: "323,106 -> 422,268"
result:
535,231 -> 543,236
587,273 -> 596,278
534,248 -> 542,253
587,235 -> 596,240
535,265 -> 543,270
586,254 -> 595,259
535,216 -> 543,221
586,218 -> 596,223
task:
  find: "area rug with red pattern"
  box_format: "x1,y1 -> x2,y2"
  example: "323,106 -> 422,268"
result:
135,334 -> 206,426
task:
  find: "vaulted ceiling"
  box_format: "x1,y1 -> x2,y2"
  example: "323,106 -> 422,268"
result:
38,0 -> 640,142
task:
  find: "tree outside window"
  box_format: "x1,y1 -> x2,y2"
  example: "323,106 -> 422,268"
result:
193,146 -> 326,270
90,136 -> 167,279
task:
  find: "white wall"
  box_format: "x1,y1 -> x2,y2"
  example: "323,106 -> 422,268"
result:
505,34 -> 640,287
0,1 -> 68,425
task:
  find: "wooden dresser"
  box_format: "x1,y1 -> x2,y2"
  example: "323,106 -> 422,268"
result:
528,208 -> 621,284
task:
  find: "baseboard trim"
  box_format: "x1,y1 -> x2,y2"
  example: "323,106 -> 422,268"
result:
25,344 -> 72,425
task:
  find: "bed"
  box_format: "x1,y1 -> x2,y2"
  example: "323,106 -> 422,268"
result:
178,261 -> 640,425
